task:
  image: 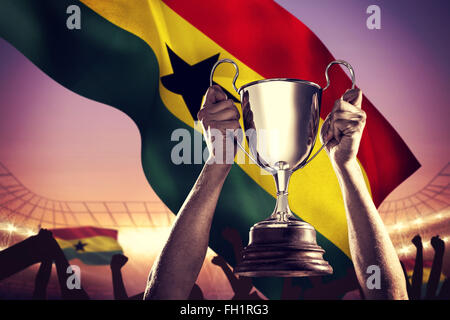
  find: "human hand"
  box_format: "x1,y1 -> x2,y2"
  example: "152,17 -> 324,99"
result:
211,255 -> 227,266
197,85 -> 241,165
34,228 -> 61,260
430,235 -> 445,254
412,235 -> 422,249
320,89 -> 366,167
110,253 -> 128,270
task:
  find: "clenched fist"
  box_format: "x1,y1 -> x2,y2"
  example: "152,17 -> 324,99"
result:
197,85 -> 241,165
320,88 -> 366,166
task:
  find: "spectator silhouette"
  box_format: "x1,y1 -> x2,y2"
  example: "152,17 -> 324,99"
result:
213,228 -> 262,300
110,253 -> 204,300
280,266 -> 362,300
221,228 -> 244,265
110,253 -> 129,300
32,259 -> 52,300
0,229 -> 90,299
303,267 -> 361,300
426,235 -> 445,299
0,229 -> 52,281
211,255 -> 261,300
281,277 -> 303,300
403,235 -> 423,300
402,234 -> 447,300
410,234 -> 423,300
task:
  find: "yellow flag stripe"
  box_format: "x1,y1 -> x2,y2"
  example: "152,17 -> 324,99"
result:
80,0 -> 373,257
56,236 -> 122,253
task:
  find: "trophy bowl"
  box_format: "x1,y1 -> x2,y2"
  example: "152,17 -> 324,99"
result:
210,59 -> 355,277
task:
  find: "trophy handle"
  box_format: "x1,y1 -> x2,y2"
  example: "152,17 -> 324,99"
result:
323,60 -> 355,91
209,59 -> 262,167
209,58 -> 240,93
301,60 -> 356,168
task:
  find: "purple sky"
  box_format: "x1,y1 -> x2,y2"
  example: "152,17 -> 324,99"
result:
0,39 -> 156,201
0,0 -> 449,201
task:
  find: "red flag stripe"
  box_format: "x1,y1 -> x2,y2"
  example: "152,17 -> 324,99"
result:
50,226 -> 118,240
162,0 -> 420,206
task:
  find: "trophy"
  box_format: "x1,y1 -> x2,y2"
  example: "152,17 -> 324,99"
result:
210,58 -> 355,277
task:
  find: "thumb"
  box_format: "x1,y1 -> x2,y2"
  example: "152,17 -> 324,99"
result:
204,85 -> 227,104
342,88 -> 362,108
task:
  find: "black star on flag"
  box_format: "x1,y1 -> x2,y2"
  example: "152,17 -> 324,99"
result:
161,45 -> 239,120
74,240 -> 87,252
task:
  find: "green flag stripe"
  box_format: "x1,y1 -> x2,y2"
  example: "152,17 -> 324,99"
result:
0,0 -> 353,299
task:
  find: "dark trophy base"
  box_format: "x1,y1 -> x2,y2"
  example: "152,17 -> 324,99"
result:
235,219 -> 333,277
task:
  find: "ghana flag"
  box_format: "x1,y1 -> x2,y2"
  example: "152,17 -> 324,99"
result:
51,227 -> 123,265
0,0 -> 419,298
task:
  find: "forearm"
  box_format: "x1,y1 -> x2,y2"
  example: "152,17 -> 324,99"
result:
0,236 -> 44,281
425,251 -> 444,299
32,260 -> 52,300
111,268 -> 128,300
217,263 -> 240,291
334,159 -> 407,300
411,246 -> 423,299
145,163 -> 231,300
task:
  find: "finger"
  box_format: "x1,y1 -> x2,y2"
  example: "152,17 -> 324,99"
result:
206,106 -> 240,121
204,85 -> 228,104
214,119 -> 242,132
332,110 -> 366,122
342,88 -> 362,108
333,119 -> 363,135
332,117 -> 342,143
204,99 -> 237,114
202,119 -> 241,133
333,99 -> 365,114
198,102 -> 240,122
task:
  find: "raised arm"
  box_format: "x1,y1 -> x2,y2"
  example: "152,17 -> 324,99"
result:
321,89 -> 408,300
32,259 -> 53,300
411,235 -> 423,299
110,254 -> 129,300
0,229 -> 51,281
144,85 -> 240,299
211,255 -> 242,293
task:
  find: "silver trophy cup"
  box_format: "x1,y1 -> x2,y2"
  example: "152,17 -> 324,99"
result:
210,59 -> 355,277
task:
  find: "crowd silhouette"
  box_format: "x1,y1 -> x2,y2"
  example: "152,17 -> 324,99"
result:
211,228 -> 262,300
0,229 -> 203,300
0,229 -> 89,299
400,234 -> 449,300
110,252 -> 204,300
0,228 -> 448,300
